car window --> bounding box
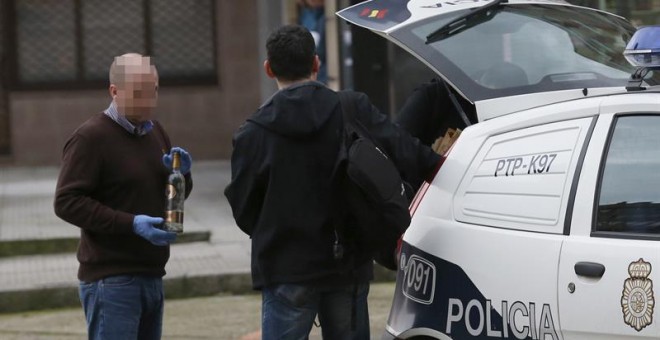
[596,115,660,234]
[391,4,639,102]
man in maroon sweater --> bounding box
[54,53,193,340]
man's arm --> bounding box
[224,124,266,236]
[395,80,445,146]
[352,91,442,190]
[54,133,134,234]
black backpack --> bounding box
[335,91,412,270]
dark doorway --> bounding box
[350,21,390,114]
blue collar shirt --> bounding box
[103,101,154,136]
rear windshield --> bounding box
[391,4,642,102]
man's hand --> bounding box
[132,215,177,246]
[163,147,192,174]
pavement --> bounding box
[0,160,396,316]
[0,282,397,339]
[0,160,254,313]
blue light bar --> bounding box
[624,26,660,67]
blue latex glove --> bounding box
[163,147,192,174]
[132,215,177,246]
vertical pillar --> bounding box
[0,0,11,155]
[325,0,340,91]
[257,0,282,103]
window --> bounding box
[396,5,640,102]
[596,115,660,234]
[6,0,216,89]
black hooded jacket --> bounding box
[225,81,440,289]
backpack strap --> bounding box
[337,90,383,150]
[337,90,354,118]
[337,90,358,137]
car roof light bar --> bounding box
[624,26,660,91]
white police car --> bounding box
[339,1,660,339]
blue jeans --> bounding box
[78,275,164,340]
[262,282,370,340]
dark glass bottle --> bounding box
[164,151,185,233]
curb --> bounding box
[0,272,253,314]
[0,231,211,258]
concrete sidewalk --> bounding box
[0,160,396,313]
[0,160,255,312]
[0,282,397,340]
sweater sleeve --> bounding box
[352,91,442,190]
[54,133,135,234]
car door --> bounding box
[559,104,660,339]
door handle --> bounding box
[574,262,606,278]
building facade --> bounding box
[0,0,658,166]
[0,0,265,165]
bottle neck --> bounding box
[172,152,181,172]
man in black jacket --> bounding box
[224,24,440,340]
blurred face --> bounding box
[109,56,159,123]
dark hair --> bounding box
[266,25,316,81]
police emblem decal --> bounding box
[621,258,654,331]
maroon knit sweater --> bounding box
[54,113,193,282]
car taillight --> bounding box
[409,153,446,217]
